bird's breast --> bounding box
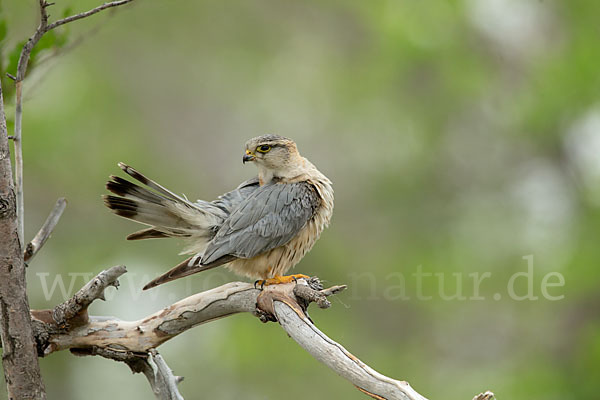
[227,174,334,279]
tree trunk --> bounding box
[0,80,46,399]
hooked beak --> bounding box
[243,150,255,164]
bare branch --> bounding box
[51,265,127,328]
[13,79,24,244]
[14,0,51,246]
[138,350,185,400]
[15,0,50,81]
[29,271,466,399]
[71,347,183,400]
[24,197,67,262]
[47,0,135,31]
[272,300,427,400]
[255,280,429,400]
[13,0,136,252]
[45,281,259,352]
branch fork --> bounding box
[255,276,346,323]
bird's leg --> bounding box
[255,274,310,289]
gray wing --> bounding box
[188,177,259,218]
[201,181,320,264]
[209,177,260,214]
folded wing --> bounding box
[201,181,321,264]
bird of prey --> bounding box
[103,135,334,290]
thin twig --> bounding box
[13,0,136,252]
[24,197,67,262]
[34,20,106,73]
[46,0,135,31]
[15,0,50,82]
[14,0,50,246]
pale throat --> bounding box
[257,157,307,186]
[257,167,275,186]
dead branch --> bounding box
[71,347,184,400]
[137,350,184,400]
[51,265,126,328]
[24,266,183,400]
[24,266,496,400]
[257,280,427,400]
[271,297,426,400]
[24,197,67,262]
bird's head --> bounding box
[243,135,301,177]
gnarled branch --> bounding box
[24,266,495,400]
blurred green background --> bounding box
[1,0,599,399]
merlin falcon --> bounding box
[103,135,334,290]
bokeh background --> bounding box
[1,0,599,399]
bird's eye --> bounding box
[256,145,271,153]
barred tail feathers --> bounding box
[104,163,226,240]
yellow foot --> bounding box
[254,274,310,289]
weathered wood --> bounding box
[32,272,437,399]
[137,350,184,400]
[71,347,184,400]
[45,281,258,352]
[24,198,67,262]
[51,265,127,328]
[273,301,427,400]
